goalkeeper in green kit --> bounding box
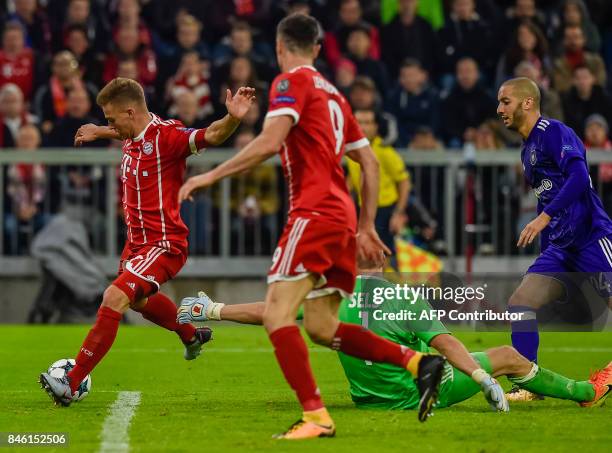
[178,271,611,410]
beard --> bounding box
[507,108,525,131]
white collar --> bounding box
[133,113,155,142]
[289,65,317,73]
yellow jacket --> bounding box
[347,136,409,207]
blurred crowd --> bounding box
[2,0,612,257]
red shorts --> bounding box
[113,243,187,303]
[267,216,356,299]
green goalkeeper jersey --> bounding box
[336,275,449,409]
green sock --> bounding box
[509,364,595,402]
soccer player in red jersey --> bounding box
[39,78,256,406]
[178,14,446,439]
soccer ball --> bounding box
[47,359,92,402]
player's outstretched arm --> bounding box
[178,115,292,202]
[346,145,391,266]
[430,334,509,412]
[204,87,256,145]
[74,124,121,146]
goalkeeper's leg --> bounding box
[487,345,598,403]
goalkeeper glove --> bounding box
[472,368,509,412]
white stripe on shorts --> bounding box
[279,218,309,275]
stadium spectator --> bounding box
[215,56,266,120]
[33,51,97,134]
[0,83,37,148]
[158,14,210,84]
[54,0,110,54]
[4,124,47,255]
[385,58,440,147]
[110,0,152,49]
[334,58,357,97]
[345,25,389,96]
[348,76,398,146]
[502,0,547,36]
[64,24,103,88]
[550,0,601,53]
[408,126,444,150]
[472,120,504,150]
[116,58,138,80]
[229,129,280,255]
[103,26,157,89]
[45,87,100,147]
[212,21,274,84]
[0,21,37,101]
[495,20,551,88]
[437,0,496,80]
[207,0,274,41]
[173,91,208,129]
[440,57,496,147]
[347,107,410,258]
[323,0,380,70]
[561,65,612,138]
[552,24,606,92]
[381,0,438,78]
[584,114,612,212]
[166,51,213,121]
[514,60,564,121]
[6,0,52,53]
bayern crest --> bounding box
[143,141,153,155]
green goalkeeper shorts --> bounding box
[434,351,493,408]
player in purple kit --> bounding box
[497,77,612,401]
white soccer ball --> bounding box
[47,358,92,402]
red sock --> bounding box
[134,293,196,343]
[67,306,122,393]
[269,325,324,412]
[332,322,416,367]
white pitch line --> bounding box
[98,391,141,453]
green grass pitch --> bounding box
[0,325,610,452]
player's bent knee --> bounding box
[304,323,334,346]
[498,345,529,373]
[508,290,534,308]
[102,286,131,313]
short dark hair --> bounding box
[400,58,423,71]
[277,13,321,53]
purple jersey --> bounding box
[522,117,612,250]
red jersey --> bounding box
[265,65,368,232]
[0,48,35,100]
[119,113,207,251]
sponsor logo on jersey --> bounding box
[127,282,136,290]
[81,348,93,357]
[277,79,290,93]
[143,141,153,155]
[272,96,296,105]
[177,127,196,133]
[534,179,553,198]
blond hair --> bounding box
[96,77,146,108]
